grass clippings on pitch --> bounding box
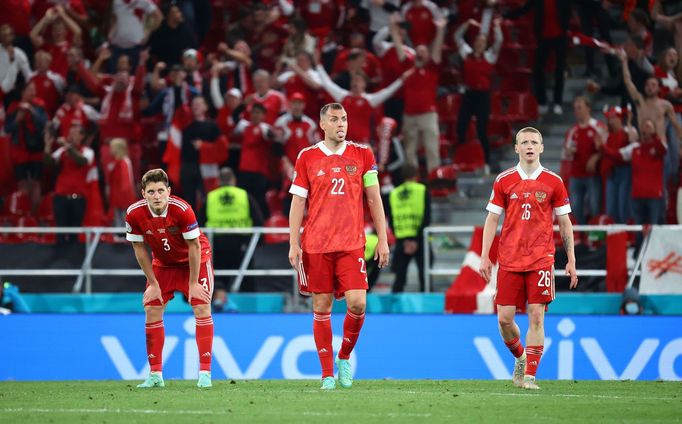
[0,380,679,424]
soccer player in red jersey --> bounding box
[480,127,579,390]
[125,169,214,388]
[288,103,390,390]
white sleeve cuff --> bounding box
[554,205,572,216]
[126,233,144,242]
[289,184,308,198]
[486,203,504,215]
[183,228,201,239]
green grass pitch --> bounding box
[0,380,679,424]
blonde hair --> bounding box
[109,138,129,159]
[515,127,543,144]
[141,168,169,189]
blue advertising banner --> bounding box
[1,314,680,381]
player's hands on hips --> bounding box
[566,261,578,289]
[479,256,493,283]
[288,243,302,271]
[189,283,211,304]
[143,284,163,305]
[375,240,390,268]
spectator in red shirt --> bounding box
[30,5,82,79]
[596,106,635,223]
[332,33,382,87]
[372,14,416,126]
[274,92,318,180]
[28,50,65,117]
[52,85,99,139]
[297,0,346,41]
[275,51,322,119]
[454,17,503,171]
[43,123,94,244]
[245,69,287,125]
[401,16,446,172]
[563,96,606,225]
[107,137,136,228]
[233,103,277,217]
[401,0,443,47]
[5,82,47,211]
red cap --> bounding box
[603,106,624,119]
[288,92,306,102]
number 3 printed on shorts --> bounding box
[537,270,551,287]
[200,277,209,291]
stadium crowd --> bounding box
[1,0,682,241]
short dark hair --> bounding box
[320,103,344,119]
[573,95,591,109]
[251,102,267,114]
[401,164,419,180]
[141,168,170,189]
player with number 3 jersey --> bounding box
[288,103,390,390]
[480,127,578,390]
[126,169,215,389]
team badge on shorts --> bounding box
[345,165,357,176]
[535,191,547,203]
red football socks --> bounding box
[504,336,525,358]
[196,316,214,372]
[339,309,365,360]
[313,311,334,378]
[525,345,544,376]
[145,320,164,372]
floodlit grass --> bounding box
[0,380,679,423]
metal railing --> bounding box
[0,227,296,294]
[3,224,679,294]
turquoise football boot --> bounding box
[335,356,352,388]
[137,372,164,388]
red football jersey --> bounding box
[125,195,212,267]
[563,118,607,178]
[290,141,378,254]
[487,165,572,272]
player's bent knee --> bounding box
[347,301,366,315]
[192,304,212,318]
[144,305,164,321]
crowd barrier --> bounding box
[1,314,680,381]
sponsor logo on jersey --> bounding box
[332,167,341,173]
[535,191,547,203]
[542,289,550,296]
[523,192,531,198]
[510,193,518,200]
[317,169,326,176]
[345,165,357,175]
[187,222,199,231]
[145,230,153,235]
[157,228,165,234]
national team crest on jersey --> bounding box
[345,165,357,176]
[535,191,547,203]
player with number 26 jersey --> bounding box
[487,165,571,272]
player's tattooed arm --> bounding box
[557,214,578,289]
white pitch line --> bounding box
[1,408,222,415]
[488,392,678,401]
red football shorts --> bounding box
[495,264,555,310]
[145,260,214,306]
[299,247,368,299]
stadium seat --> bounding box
[427,164,458,197]
[436,93,462,124]
[452,141,486,172]
[266,189,283,217]
[487,118,513,148]
[38,192,55,225]
[264,214,289,244]
[5,190,31,217]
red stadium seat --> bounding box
[38,192,55,225]
[264,214,289,244]
[436,94,462,124]
[453,142,486,172]
[427,164,458,197]
[488,119,513,148]
[5,190,31,217]
[266,189,283,217]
